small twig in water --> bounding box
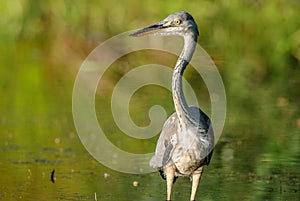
[50,169,55,183]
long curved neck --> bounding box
[172,34,197,127]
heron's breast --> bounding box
[171,146,203,176]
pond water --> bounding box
[0,134,298,201]
[0,74,299,201]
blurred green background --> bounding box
[0,0,299,200]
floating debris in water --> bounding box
[27,169,31,179]
[50,169,55,183]
[296,118,300,128]
[276,97,288,107]
[54,138,60,144]
[104,173,110,180]
[132,181,139,187]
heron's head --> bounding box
[130,11,199,38]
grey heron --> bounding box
[130,11,214,201]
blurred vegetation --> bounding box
[0,0,299,200]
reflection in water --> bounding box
[0,130,298,200]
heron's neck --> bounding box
[172,34,197,127]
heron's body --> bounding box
[150,107,213,176]
[131,11,214,201]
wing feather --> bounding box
[150,112,179,168]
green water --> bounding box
[0,1,299,200]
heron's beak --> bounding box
[130,20,171,37]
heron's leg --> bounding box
[190,167,204,201]
[165,165,175,201]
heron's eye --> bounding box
[174,19,181,25]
